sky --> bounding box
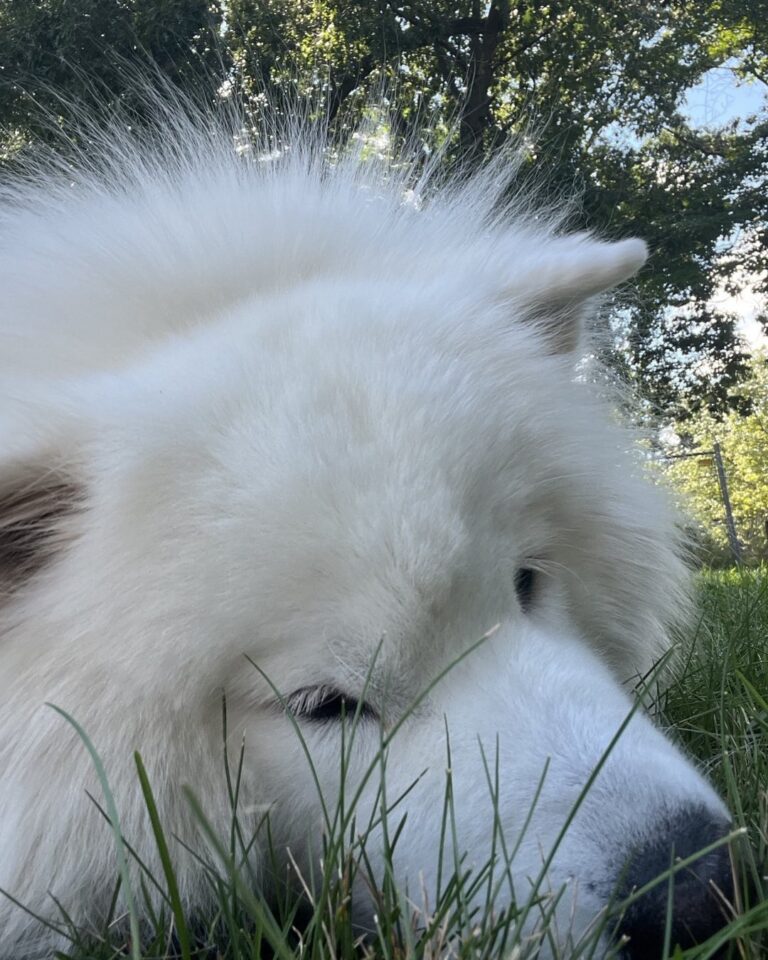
[682,59,765,130]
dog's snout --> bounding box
[617,806,734,958]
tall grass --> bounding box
[658,566,768,957]
[9,568,768,960]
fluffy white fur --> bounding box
[0,107,730,957]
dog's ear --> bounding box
[511,236,648,354]
[0,461,83,598]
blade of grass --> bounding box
[134,751,193,960]
[46,703,141,960]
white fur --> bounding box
[0,109,728,957]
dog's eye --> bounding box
[514,567,537,612]
[285,686,378,724]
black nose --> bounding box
[616,806,734,959]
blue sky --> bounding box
[682,60,765,129]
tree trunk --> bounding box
[459,1,510,157]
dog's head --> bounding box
[0,145,733,956]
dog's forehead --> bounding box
[117,307,580,585]
[93,293,592,649]
[205,349,561,534]
[203,297,569,474]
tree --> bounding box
[226,0,766,419]
[661,353,768,563]
[0,0,225,152]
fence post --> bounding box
[712,441,744,565]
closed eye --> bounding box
[514,566,538,613]
[285,685,378,724]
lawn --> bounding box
[16,568,768,960]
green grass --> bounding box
[13,567,768,960]
[656,566,768,956]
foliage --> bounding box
[224,0,767,419]
[0,0,225,146]
[660,352,768,562]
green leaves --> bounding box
[661,354,768,562]
[222,0,766,418]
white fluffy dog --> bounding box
[0,108,733,958]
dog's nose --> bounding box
[617,806,734,958]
